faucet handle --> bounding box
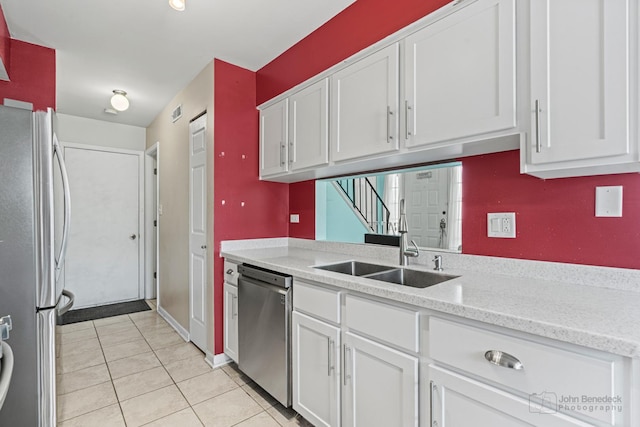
[405,240,420,257]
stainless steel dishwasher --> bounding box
[238,264,292,407]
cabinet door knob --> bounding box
[484,350,524,370]
[130,234,137,240]
[201,245,207,250]
[226,269,234,274]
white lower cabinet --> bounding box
[427,316,629,426]
[292,282,419,427]
[342,331,419,427]
[291,282,633,427]
[429,365,593,427]
[292,311,341,427]
[223,282,238,362]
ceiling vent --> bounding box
[171,104,183,123]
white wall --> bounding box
[57,113,146,150]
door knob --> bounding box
[130,234,137,240]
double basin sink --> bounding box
[314,261,458,289]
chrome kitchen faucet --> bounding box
[398,199,419,265]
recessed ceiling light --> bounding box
[169,0,185,11]
[110,90,129,112]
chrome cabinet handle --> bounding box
[231,295,237,318]
[327,338,335,376]
[405,100,413,139]
[343,345,351,385]
[484,350,524,370]
[534,99,542,153]
[288,141,294,164]
[280,142,285,166]
[226,268,234,275]
[430,381,437,427]
[387,106,394,143]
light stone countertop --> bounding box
[221,240,640,358]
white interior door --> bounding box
[189,114,207,352]
[405,169,449,248]
[64,145,141,309]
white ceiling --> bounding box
[0,0,355,127]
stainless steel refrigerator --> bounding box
[0,105,74,426]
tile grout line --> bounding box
[58,306,298,427]
[127,307,204,426]
[57,320,121,425]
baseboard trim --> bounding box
[157,305,189,342]
[206,352,232,368]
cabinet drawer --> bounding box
[345,294,419,353]
[429,365,594,427]
[224,260,239,286]
[293,280,340,324]
[429,317,621,425]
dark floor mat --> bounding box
[58,299,152,325]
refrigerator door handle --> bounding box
[57,289,75,316]
[53,136,71,283]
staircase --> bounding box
[334,177,391,234]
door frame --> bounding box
[61,141,146,301]
[145,143,159,303]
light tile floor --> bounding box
[56,300,312,427]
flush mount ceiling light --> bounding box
[169,0,185,11]
[110,90,129,112]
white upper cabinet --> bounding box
[404,0,517,148]
[524,0,637,178]
[331,43,400,162]
[260,99,288,177]
[289,79,329,171]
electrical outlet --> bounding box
[487,213,516,238]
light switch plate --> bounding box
[487,212,516,238]
[290,214,300,223]
[595,186,623,217]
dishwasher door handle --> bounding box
[238,276,289,296]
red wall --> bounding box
[462,150,640,269]
[256,0,640,271]
[0,39,55,111]
[213,59,289,353]
[289,180,315,238]
[0,5,10,77]
[257,0,449,105]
